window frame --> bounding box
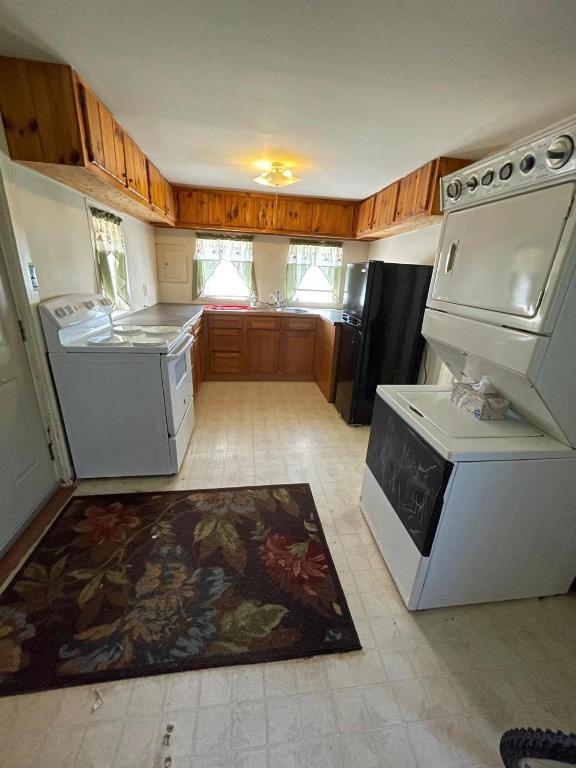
[286,239,343,308]
[87,202,132,317]
[193,233,255,301]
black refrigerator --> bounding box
[334,261,432,425]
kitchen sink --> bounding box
[274,307,309,313]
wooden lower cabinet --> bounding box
[279,330,316,376]
[190,316,206,398]
[246,329,281,374]
[314,318,341,402]
[210,351,245,374]
[205,312,320,382]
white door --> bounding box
[432,183,575,318]
[0,244,56,553]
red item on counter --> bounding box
[203,304,252,310]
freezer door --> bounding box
[342,262,369,321]
[431,183,575,319]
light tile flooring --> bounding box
[2,381,576,768]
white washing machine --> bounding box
[361,117,576,609]
[40,294,195,478]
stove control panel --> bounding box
[442,119,576,211]
[40,294,113,327]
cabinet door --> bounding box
[246,329,280,374]
[275,197,313,234]
[80,85,125,183]
[311,201,356,237]
[372,182,399,230]
[123,133,149,201]
[98,103,126,183]
[356,196,376,236]
[210,351,245,374]
[395,160,436,220]
[280,330,316,376]
[191,337,199,398]
[164,180,176,221]
[314,320,339,402]
[147,160,166,212]
[178,189,225,227]
[224,193,276,231]
[208,328,244,352]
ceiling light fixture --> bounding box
[253,162,301,188]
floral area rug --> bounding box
[0,484,360,696]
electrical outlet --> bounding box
[142,283,148,297]
[28,264,39,289]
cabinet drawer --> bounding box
[208,315,244,329]
[247,315,281,329]
[210,351,245,374]
[281,317,316,331]
[208,328,244,351]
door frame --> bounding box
[0,164,74,485]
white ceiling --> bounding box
[1,0,576,199]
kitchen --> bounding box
[1,3,576,768]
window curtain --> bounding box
[286,239,343,302]
[193,234,255,298]
[90,207,130,310]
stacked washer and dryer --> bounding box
[361,119,576,609]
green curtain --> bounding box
[90,207,131,310]
[286,263,308,301]
[192,259,218,299]
[319,265,342,302]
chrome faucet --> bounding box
[267,291,288,308]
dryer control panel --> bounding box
[442,118,576,211]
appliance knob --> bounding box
[446,180,462,200]
[546,135,574,169]
[481,170,494,186]
[499,162,513,180]
[466,176,478,191]
[519,153,536,174]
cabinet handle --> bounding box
[445,240,459,275]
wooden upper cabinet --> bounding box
[356,157,470,239]
[123,133,149,201]
[177,188,225,227]
[164,180,176,221]
[0,57,85,166]
[147,160,167,213]
[395,160,436,220]
[311,200,357,237]
[356,195,376,237]
[275,196,313,234]
[372,182,399,230]
[224,192,276,231]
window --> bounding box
[90,207,131,311]
[286,240,343,305]
[193,234,255,300]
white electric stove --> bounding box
[40,294,195,478]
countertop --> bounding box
[124,303,344,328]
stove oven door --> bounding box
[161,334,194,436]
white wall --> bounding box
[368,225,452,385]
[155,229,369,306]
[0,152,158,312]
